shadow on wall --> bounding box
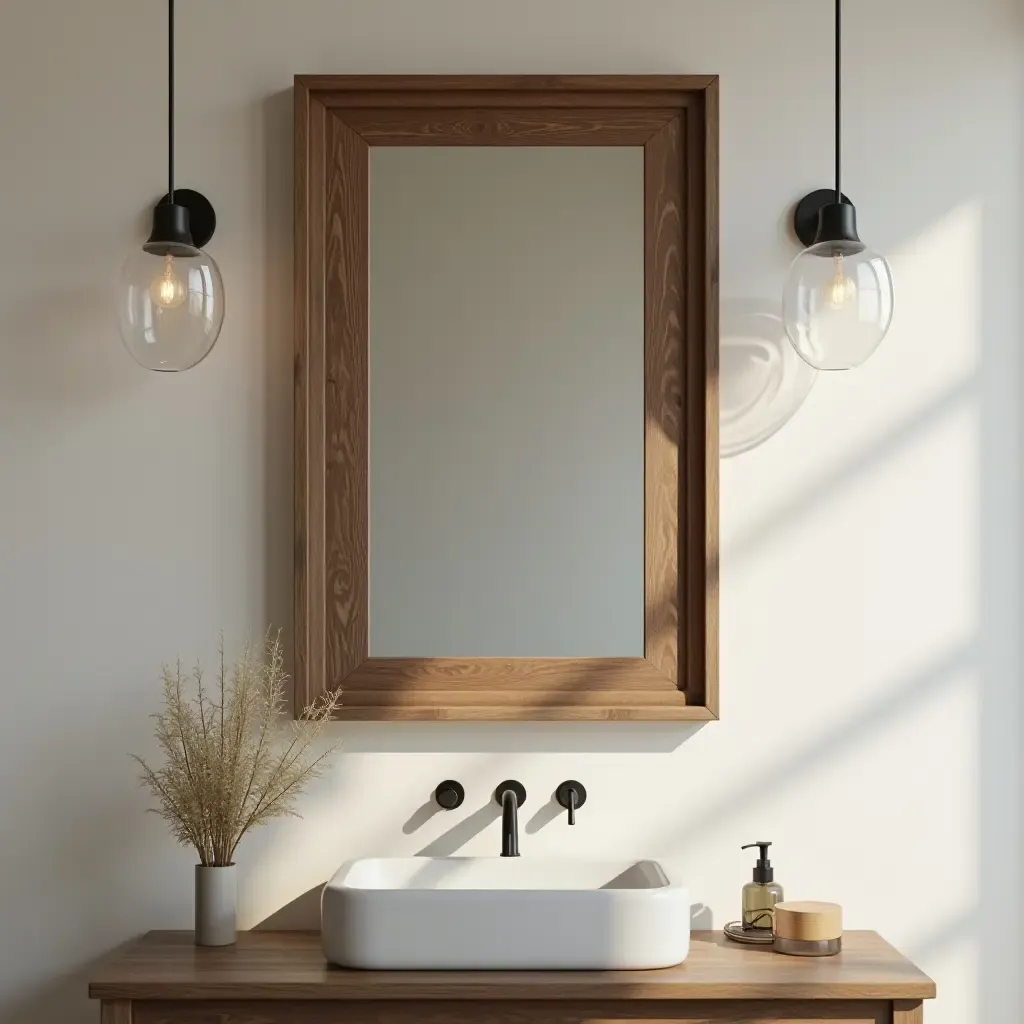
[335,722,704,755]
[255,885,324,930]
[0,700,172,1024]
[650,641,975,847]
[719,299,817,458]
[7,969,96,1024]
[260,89,296,653]
[416,801,502,856]
[6,951,139,1024]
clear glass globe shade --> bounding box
[119,247,225,371]
[782,242,894,371]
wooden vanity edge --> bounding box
[89,982,938,1001]
[88,930,936,1003]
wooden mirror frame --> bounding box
[294,75,719,721]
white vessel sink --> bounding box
[321,857,690,970]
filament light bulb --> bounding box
[823,253,857,310]
[783,239,894,371]
[149,254,187,309]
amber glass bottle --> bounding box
[741,842,784,932]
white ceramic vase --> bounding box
[195,865,237,946]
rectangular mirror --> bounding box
[295,76,719,720]
[369,147,644,658]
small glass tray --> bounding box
[723,920,774,945]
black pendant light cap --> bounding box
[794,189,863,253]
[144,200,197,257]
[143,188,216,256]
[814,201,864,254]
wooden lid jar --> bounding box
[773,901,843,957]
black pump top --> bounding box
[741,841,774,883]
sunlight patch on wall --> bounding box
[722,200,982,546]
[723,397,977,736]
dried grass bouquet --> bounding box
[132,631,342,866]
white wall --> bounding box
[0,2,1019,1022]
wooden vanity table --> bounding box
[90,930,935,1023]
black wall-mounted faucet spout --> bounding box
[494,780,527,856]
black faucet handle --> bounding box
[434,780,465,810]
[494,780,527,808]
[555,780,587,825]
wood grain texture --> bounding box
[323,112,369,687]
[133,999,890,1024]
[891,1002,924,1024]
[300,75,719,90]
[298,75,717,107]
[336,657,712,720]
[643,116,683,690]
[341,658,671,688]
[323,705,715,722]
[696,79,720,717]
[89,931,936,1003]
[681,104,714,715]
[293,75,720,720]
[345,108,675,145]
[293,86,327,711]
[322,91,697,111]
[102,1000,132,1024]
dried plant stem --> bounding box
[132,631,342,867]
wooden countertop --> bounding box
[89,930,936,1002]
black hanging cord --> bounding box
[168,0,175,203]
[834,0,841,203]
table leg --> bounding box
[893,1000,924,1024]
[101,1000,132,1024]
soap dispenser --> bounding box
[741,842,783,932]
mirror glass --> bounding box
[369,147,644,657]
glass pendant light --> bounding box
[782,0,894,371]
[119,0,224,371]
